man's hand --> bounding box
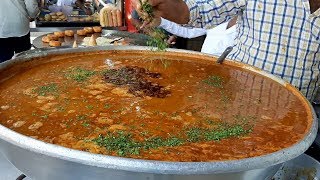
[167,35,177,45]
[134,0,190,28]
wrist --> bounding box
[159,17,166,28]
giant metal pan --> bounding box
[0,46,317,180]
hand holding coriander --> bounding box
[134,0,190,27]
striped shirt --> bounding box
[185,0,320,101]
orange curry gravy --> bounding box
[0,51,312,162]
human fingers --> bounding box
[139,16,161,29]
[167,36,176,45]
[140,20,150,29]
[145,17,161,28]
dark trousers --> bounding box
[0,32,31,63]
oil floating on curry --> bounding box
[0,51,312,162]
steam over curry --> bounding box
[0,51,312,162]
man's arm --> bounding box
[159,18,206,38]
[25,0,40,19]
[137,0,245,29]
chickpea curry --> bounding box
[0,51,312,162]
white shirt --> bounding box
[57,0,76,6]
[0,0,39,38]
[201,22,237,56]
[159,18,237,57]
[159,18,206,39]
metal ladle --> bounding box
[217,46,233,64]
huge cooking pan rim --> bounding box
[0,46,317,175]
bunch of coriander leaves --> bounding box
[139,0,168,51]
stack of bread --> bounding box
[41,33,62,47]
[100,4,122,27]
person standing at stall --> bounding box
[0,0,40,62]
[75,0,94,15]
[75,0,114,15]
[135,0,320,101]
[92,0,114,11]
[130,9,236,53]
[156,16,237,56]
[56,0,76,6]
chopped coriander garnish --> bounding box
[104,104,112,109]
[203,75,224,88]
[186,127,202,142]
[40,114,49,119]
[86,105,94,110]
[34,83,58,96]
[57,106,66,112]
[76,114,87,121]
[66,67,96,83]
[204,125,250,141]
[94,131,142,156]
[82,122,90,127]
[93,122,252,157]
[140,131,149,136]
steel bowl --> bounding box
[0,46,317,180]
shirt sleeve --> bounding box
[159,18,207,38]
[25,0,40,18]
[184,0,246,28]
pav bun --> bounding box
[77,30,87,36]
[49,40,62,47]
[93,26,102,33]
[65,30,74,37]
[54,31,65,38]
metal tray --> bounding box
[273,154,320,179]
[32,30,150,49]
[33,32,101,49]
[101,29,151,46]
[36,21,100,27]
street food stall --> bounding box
[30,0,205,51]
[35,0,121,27]
[31,0,142,49]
